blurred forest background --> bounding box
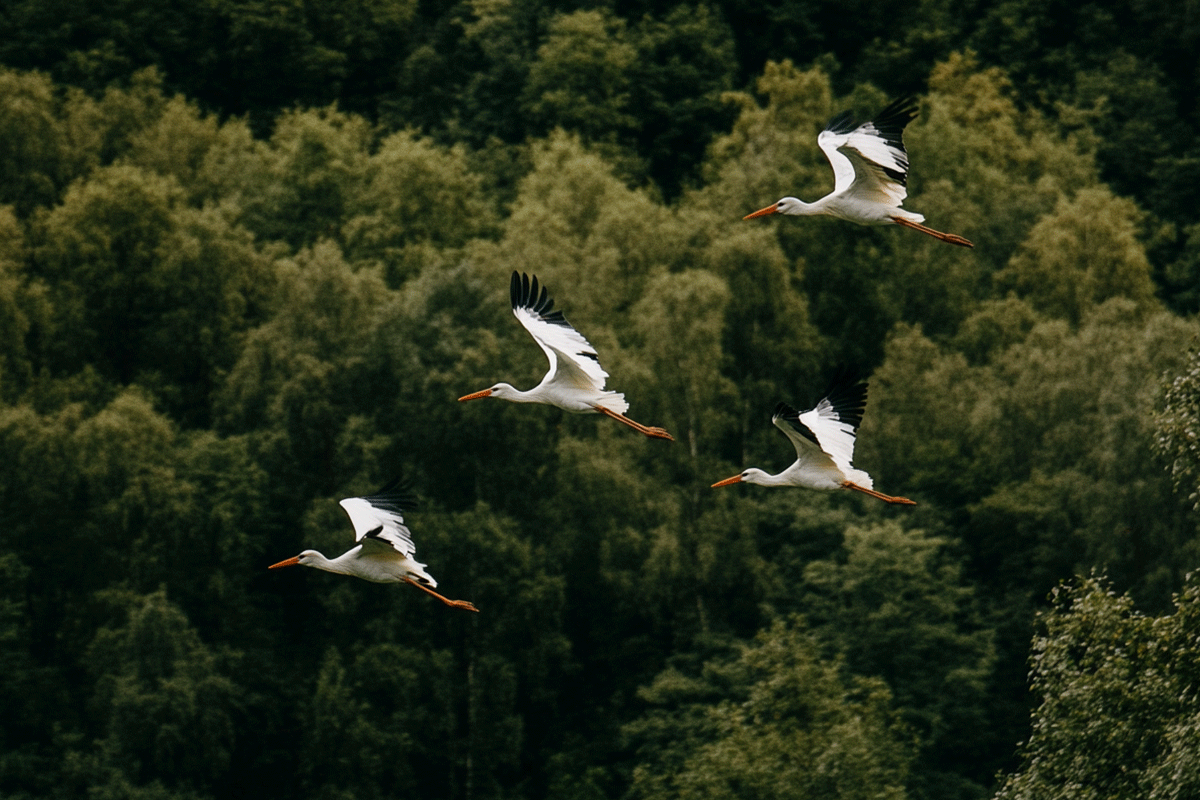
[3,1,1200,799]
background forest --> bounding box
[2,1,1200,799]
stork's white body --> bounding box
[712,373,914,505]
[268,481,478,610]
[744,97,972,247]
[459,272,673,440]
[295,495,438,584]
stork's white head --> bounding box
[744,197,805,219]
[711,468,771,488]
[772,197,806,215]
[458,383,518,402]
[268,550,321,570]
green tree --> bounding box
[1155,346,1200,512]
[75,589,240,799]
[802,523,997,800]
[627,3,737,198]
[341,129,499,280]
[233,105,374,250]
[996,187,1157,324]
[995,574,1200,800]
[865,301,1198,601]
[32,163,274,423]
[0,207,33,397]
[627,617,913,800]
[523,10,639,143]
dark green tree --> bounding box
[995,574,1200,800]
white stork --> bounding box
[269,479,479,611]
[743,96,973,247]
[712,372,915,504]
[458,271,674,440]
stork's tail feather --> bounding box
[407,562,437,588]
[593,392,630,415]
[844,469,874,491]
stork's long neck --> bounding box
[307,551,354,575]
[488,381,547,404]
[745,467,794,487]
[779,196,825,216]
[508,387,545,403]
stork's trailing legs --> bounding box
[404,578,480,612]
[891,216,974,248]
[594,405,675,440]
[842,482,917,506]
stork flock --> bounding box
[270,96,965,611]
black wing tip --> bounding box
[871,95,919,136]
[881,163,909,187]
[824,109,856,135]
[362,474,418,512]
[510,271,571,328]
[820,368,869,429]
[826,95,918,140]
[772,400,799,420]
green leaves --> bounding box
[627,618,913,800]
[1,35,1199,800]
[85,590,241,791]
[996,575,1200,800]
[1155,348,1200,512]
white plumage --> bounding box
[268,479,479,611]
[743,96,973,247]
[712,372,915,505]
[459,272,673,440]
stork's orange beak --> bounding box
[743,204,780,220]
[268,556,300,570]
[711,474,744,488]
[458,388,493,402]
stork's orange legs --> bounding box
[594,405,675,440]
[891,216,974,248]
[405,578,480,612]
[842,482,917,506]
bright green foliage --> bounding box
[629,270,734,458]
[1155,347,1200,512]
[0,67,172,215]
[0,69,79,213]
[120,95,230,204]
[342,130,499,275]
[216,241,389,494]
[995,574,1200,800]
[477,131,677,313]
[234,106,374,250]
[698,59,836,217]
[0,207,32,396]
[996,187,1156,324]
[627,618,912,800]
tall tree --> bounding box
[995,575,1200,800]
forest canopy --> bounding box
[2,2,1200,800]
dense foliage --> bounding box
[996,574,1200,800]
[2,3,1200,800]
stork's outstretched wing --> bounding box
[817,96,916,208]
[510,271,610,392]
[339,477,418,558]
